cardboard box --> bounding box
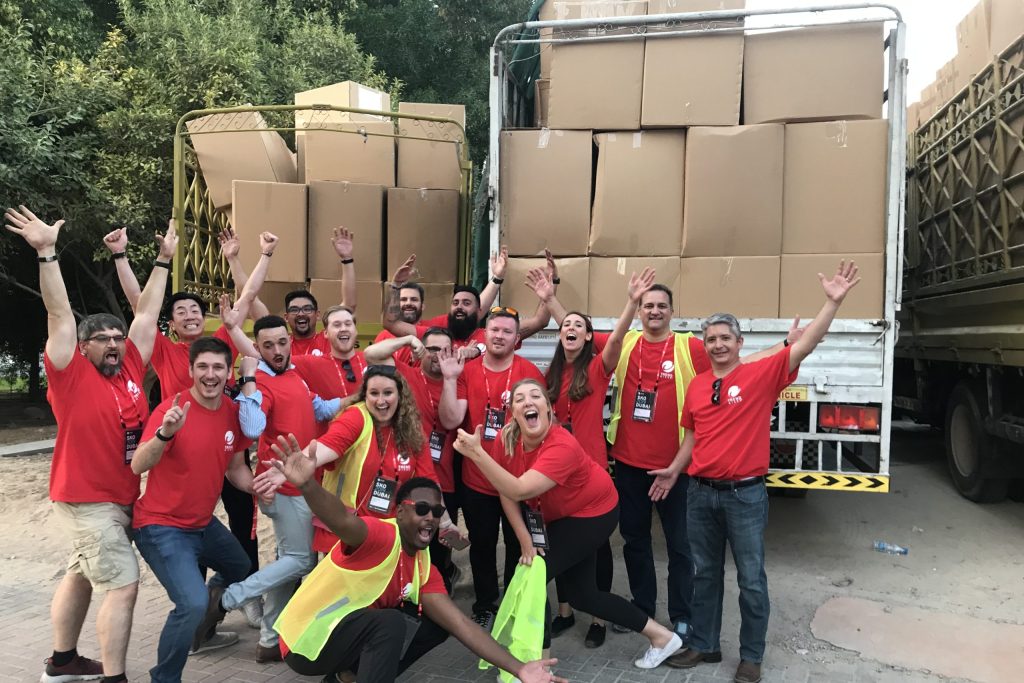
[309,279,383,319]
[782,120,888,254]
[503,257,590,314]
[500,130,593,256]
[743,22,883,124]
[588,256,681,317]
[682,125,783,256]
[956,2,992,85]
[303,121,395,186]
[187,112,297,210]
[386,188,460,283]
[415,283,457,319]
[295,81,391,130]
[535,79,550,128]
[677,256,780,318]
[779,253,884,319]
[591,130,685,256]
[307,181,384,281]
[257,281,306,316]
[538,0,647,79]
[396,102,466,190]
[231,181,307,283]
[988,0,1024,56]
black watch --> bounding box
[239,375,257,385]
[783,339,790,347]
[155,429,173,442]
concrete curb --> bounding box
[0,439,55,457]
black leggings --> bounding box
[555,538,613,606]
[462,487,521,614]
[540,506,647,647]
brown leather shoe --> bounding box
[255,643,283,663]
[665,648,723,669]
[734,660,762,683]
[191,585,226,652]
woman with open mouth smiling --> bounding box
[454,379,683,670]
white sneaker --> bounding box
[189,631,239,656]
[634,633,683,669]
[242,598,263,629]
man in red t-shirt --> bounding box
[131,337,259,681]
[653,261,862,683]
[7,206,174,683]
[290,305,367,405]
[437,309,545,625]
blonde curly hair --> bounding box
[357,365,424,454]
[501,378,554,457]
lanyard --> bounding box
[417,370,441,426]
[637,336,672,394]
[333,354,364,397]
[482,359,515,410]
[107,381,142,429]
[374,426,394,477]
[396,551,424,617]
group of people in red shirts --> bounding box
[8,202,861,683]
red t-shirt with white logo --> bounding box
[507,425,617,522]
[397,363,456,493]
[550,354,613,469]
[134,395,253,529]
[609,334,710,471]
[151,326,239,400]
[252,369,320,497]
[290,333,331,358]
[456,356,545,495]
[45,341,148,505]
[682,348,799,480]
[293,352,366,402]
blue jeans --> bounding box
[687,478,770,663]
[135,520,251,683]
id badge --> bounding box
[524,509,549,549]
[632,389,656,423]
[123,427,143,465]
[429,430,445,463]
[367,476,397,514]
[483,407,505,441]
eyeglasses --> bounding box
[401,499,446,518]
[711,378,723,406]
[87,334,126,344]
[489,305,519,320]
[286,305,316,315]
[340,359,356,383]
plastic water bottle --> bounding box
[872,540,908,555]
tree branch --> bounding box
[0,271,86,321]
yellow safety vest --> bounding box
[607,330,697,445]
[320,403,374,509]
[274,518,431,660]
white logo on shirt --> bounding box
[660,360,674,379]
[727,385,743,405]
[500,390,511,407]
[127,380,141,399]
[311,349,323,357]
[401,581,413,601]
[225,430,235,446]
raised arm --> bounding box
[437,347,468,430]
[453,426,556,501]
[363,334,424,365]
[741,316,804,365]
[127,219,177,365]
[219,295,259,358]
[602,268,655,373]
[518,267,554,340]
[132,393,190,474]
[382,254,420,337]
[478,245,508,316]
[219,227,269,320]
[788,260,861,373]
[103,227,142,312]
[232,231,278,323]
[5,206,76,370]
[331,227,357,310]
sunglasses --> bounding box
[367,364,398,378]
[340,358,356,383]
[489,305,520,320]
[286,305,316,315]
[87,334,126,344]
[711,378,723,406]
[401,499,446,518]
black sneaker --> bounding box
[40,655,103,683]
[472,610,495,631]
[584,623,607,648]
[550,612,575,638]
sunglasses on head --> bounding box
[401,499,446,518]
[366,364,397,378]
[340,358,356,383]
[489,305,520,320]
[711,378,723,406]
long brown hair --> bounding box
[357,366,424,453]
[501,378,554,456]
[546,311,596,404]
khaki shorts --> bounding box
[52,502,139,591]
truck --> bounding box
[899,30,1024,502]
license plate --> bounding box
[779,385,809,402]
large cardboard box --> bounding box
[309,279,383,319]
[303,121,395,186]
[295,81,390,130]
[779,253,884,319]
[677,256,780,318]
[231,181,307,283]
[416,283,457,319]
[591,130,685,256]
[782,120,888,254]
[500,130,592,256]
[503,257,589,314]
[956,2,992,86]
[682,125,783,256]
[258,281,306,316]
[307,181,384,282]
[386,188,460,284]
[538,0,647,79]
[743,22,883,124]
[642,0,744,127]
[187,112,297,210]
[396,102,465,190]
[988,0,1024,56]
[588,256,681,316]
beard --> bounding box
[447,312,479,340]
[99,361,123,378]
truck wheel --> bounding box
[945,384,1008,503]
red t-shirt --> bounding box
[683,348,799,480]
[150,326,238,400]
[291,333,331,357]
[253,369,321,497]
[508,425,617,522]
[550,353,612,469]
[45,341,148,505]
[456,355,545,495]
[293,352,366,401]
[397,363,456,493]
[134,395,253,529]
[609,334,710,471]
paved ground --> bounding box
[1,426,1021,682]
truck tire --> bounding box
[945,383,1008,503]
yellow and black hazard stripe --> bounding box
[766,471,889,492]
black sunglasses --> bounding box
[711,378,723,406]
[340,358,356,383]
[401,499,446,518]
[366,364,398,379]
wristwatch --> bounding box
[239,375,257,385]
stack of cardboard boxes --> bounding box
[185,82,466,319]
[501,0,889,320]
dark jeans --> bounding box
[135,519,251,683]
[200,451,259,579]
[687,479,770,663]
[613,459,693,624]
[461,487,521,614]
[284,607,449,683]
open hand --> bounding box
[332,226,354,260]
[786,316,805,346]
[544,248,558,283]
[628,267,656,303]
[438,346,465,380]
[5,205,64,252]
[647,466,679,501]
[160,393,191,439]
[525,268,554,302]
[819,260,861,304]
[218,294,242,330]
[218,227,240,259]
[391,254,417,285]
[491,245,509,279]
[103,227,128,254]
[518,659,566,683]
[267,435,317,489]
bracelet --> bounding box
[239,375,257,385]
[783,339,790,347]
[552,277,561,285]
[154,260,171,270]
[37,254,58,263]
[154,429,173,442]
[112,252,127,260]
[491,277,504,285]
[262,252,273,257]
[341,258,354,264]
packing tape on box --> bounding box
[615,258,627,276]
[633,132,643,149]
[538,128,551,149]
[825,120,849,148]
[719,257,735,287]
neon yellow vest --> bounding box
[320,403,374,509]
[274,518,431,660]
[607,330,697,445]
[478,557,547,682]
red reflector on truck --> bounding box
[818,404,880,432]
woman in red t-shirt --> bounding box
[542,267,655,647]
[454,379,682,670]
